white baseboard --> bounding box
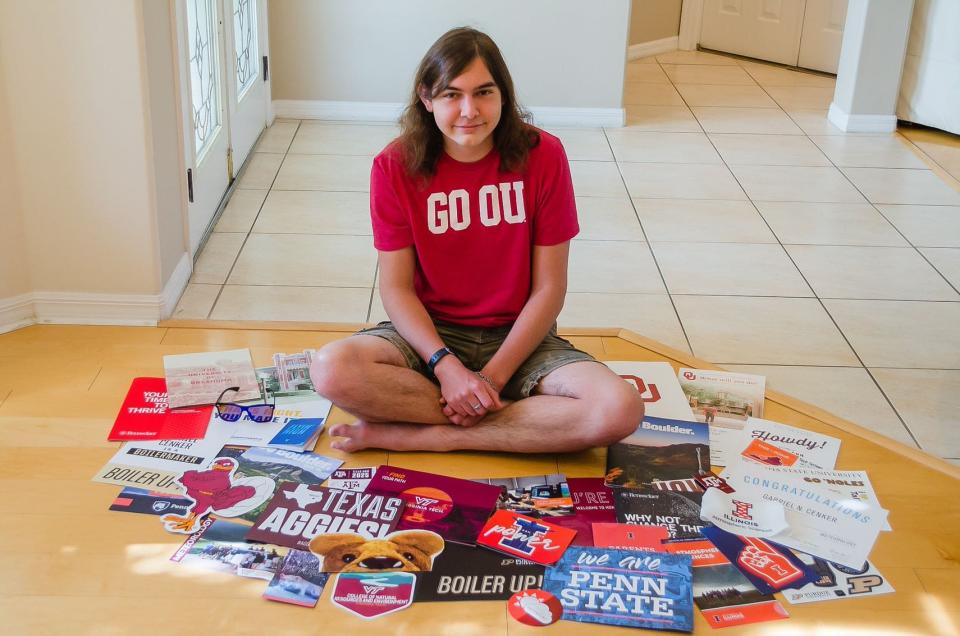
[161,252,193,320]
[627,36,679,61]
[273,99,625,129]
[32,291,163,326]
[273,99,405,122]
[0,293,36,335]
[828,102,897,133]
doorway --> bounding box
[174,0,270,258]
[683,0,847,73]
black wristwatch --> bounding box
[427,347,454,374]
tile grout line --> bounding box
[602,115,696,355]
[207,120,304,319]
[774,114,928,449]
[675,66,925,449]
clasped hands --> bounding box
[434,357,502,427]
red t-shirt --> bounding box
[370,129,579,327]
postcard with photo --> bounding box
[170,518,288,581]
[415,542,545,602]
[606,416,710,489]
[678,368,765,467]
[367,466,501,545]
[92,416,238,494]
[543,547,694,632]
[263,549,331,608]
[163,348,259,409]
[474,474,573,519]
[604,362,696,421]
[108,377,212,441]
[214,445,342,522]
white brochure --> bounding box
[92,414,238,494]
[701,486,789,537]
[605,361,696,421]
[716,417,841,470]
[677,368,765,467]
[722,463,890,531]
[716,467,888,569]
[782,558,895,604]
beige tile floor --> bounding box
[175,50,960,464]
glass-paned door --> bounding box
[176,0,269,258]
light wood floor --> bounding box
[1,323,957,634]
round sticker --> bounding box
[508,590,561,626]
[401,487,454,523]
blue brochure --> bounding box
[543,547,693,632]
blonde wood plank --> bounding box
[0,323,956,635]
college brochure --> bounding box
[567,477,616,521]
[367,465,501,545]
[543,547,694,632]
[604,361,696,421]
[476,510,577,565]
[606,416,710,488]
[108,377,212,441]
[163,348,259,408]
[414,542,545,602]
[246,483,404,552]
[781,557,894,604]
[225,395,333,452]
[109,487,192,517]
[263,549,331,607]
[614,488,709,540]
[678,368,765,467]
[92,417,238,494]
[214,445,342,523]
[170,518,288,580]
[665,538,789,629]
[474,474,574,518]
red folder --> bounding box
[108,377,212,441]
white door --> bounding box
[176,0,268,258]
[699,0,806,66]
[798,0,848,73]
[223,0,268,172]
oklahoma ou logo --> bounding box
[620,375,661,403]
[683,371,696,380]
[427,182,526,234]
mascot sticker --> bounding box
[161,456,273,534]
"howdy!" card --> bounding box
[477,510,577,565]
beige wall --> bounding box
[0,0,183,303]
[0,57,29,299]
[269,0,630,109]
[141,0,188,284]
[629,0,682,45]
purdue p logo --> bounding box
[847,575,883,595]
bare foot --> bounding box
[328,420,449,452]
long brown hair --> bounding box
[397,27,538,179]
